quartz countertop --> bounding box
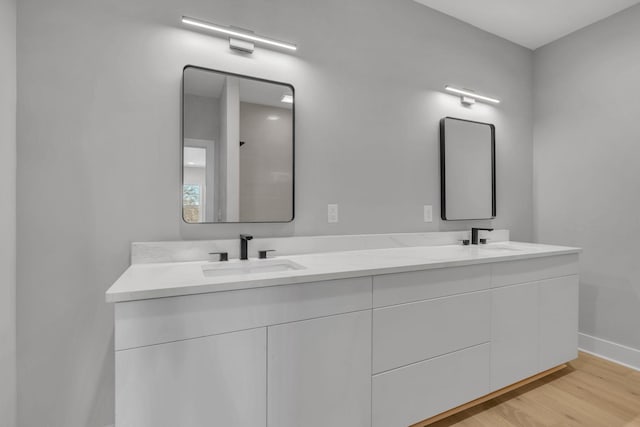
[106,241,580,303]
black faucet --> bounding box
[471,228,493,245]
[240,234,253,260]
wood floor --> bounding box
[429,352,640,427]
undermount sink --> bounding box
[202,259,306,278]
[478,244,524,252]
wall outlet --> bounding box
[423,205,433,223]
[328,204,339,223]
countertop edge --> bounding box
[105,247,581,303]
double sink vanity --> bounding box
[107,230,580,427]
[106,65,583,427]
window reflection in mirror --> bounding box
[182,66,294,223]
[183,147,206,223]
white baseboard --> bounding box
[579,333,640,372]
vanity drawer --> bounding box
[491,254,578,287]
[372,291,491,374]
[373,264,491,308]
[372,343,491,427]
[115,277,372,350]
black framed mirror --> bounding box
[182,66,294,223]
[440,117,496,221]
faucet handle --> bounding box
[208,252,229,262]
[259,250,276,259]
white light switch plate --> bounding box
[328,204,339,223]
[424,205,433,223]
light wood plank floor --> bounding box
[430,352,640,427]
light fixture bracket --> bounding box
[229,37,255,53]
[461,96,476,106]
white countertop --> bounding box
[106,241,581,303]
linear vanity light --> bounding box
[181,16,297,52]
[281,94,294,104]
[445,85,501,106]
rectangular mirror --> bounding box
[440,117,496,221]
[182,66,294,223]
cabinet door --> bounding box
[539,275,579,371]
[115,328,266,427]
[267,311,371,427]
[491,282,539,390]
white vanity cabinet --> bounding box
[371,265,494,427]
[539,275,579,370]
[111,250,580,427]
[267,311,372,427]
[113,276,373,427]
[115,328,267,427]
[491,282,539,390]
[369,255,579,427]
[491,255,579,391]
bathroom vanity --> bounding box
[107,232,580,427]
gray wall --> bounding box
[16,0,533,425]
[533,4,640,354]
[0,0,16,425]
